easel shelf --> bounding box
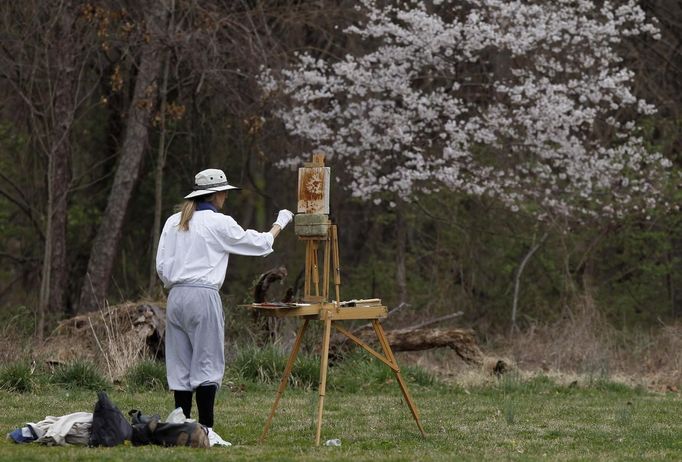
[243,302,388,320]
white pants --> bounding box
[165,284,225,391]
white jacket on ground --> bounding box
[29,412,93,446]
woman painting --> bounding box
[156,168,293,445]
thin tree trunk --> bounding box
[37,6,77,338]
[672,235,682,318]
[148,0,174,295]
[148,58,169,295]
[511,232,548,333]
[47,74,74,324]
[37,189,52,340]
[79,5,167,312]
[395,209,408,306]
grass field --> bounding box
[1,374,680,461]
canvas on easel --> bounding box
[297,161,330,215]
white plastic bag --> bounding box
[207,428,232,447]
[165,407,194,424]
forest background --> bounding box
[0,0,680,384]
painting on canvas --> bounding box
[297,166,330,214]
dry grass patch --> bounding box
[36,301,165,382]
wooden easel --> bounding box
[246,156,425,445]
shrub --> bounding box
[230,344,436,391]
[125,359,167,391]
[403,364,436,387]
[0,305,35,339]
[50,360,109,391]
[329,353,391,392]
[498,370,526,394]
[289,354,320,389]
[230,344,319,389]
[590,379,635,394]
[0,362,35,393]
[0,306,35,365]
[329,350,437,392]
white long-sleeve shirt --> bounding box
[156,210,274,289]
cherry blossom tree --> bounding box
[261,0,673,219]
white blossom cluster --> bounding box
[260,0,672,218]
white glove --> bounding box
[273,209,294,229]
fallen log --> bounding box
[383,327,484,365]
[332,324,484,366]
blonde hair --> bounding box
[178,200,197,231]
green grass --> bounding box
[1,376,680,461]
[329,350,436,392]
[125,360,167,392]
[50,360,110,391]
[230,344,320,389]
[0,362,35,393]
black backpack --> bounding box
[89,392,133,447]
[129,410,209,448]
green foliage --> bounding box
[229,344,319,389]
[0,362,35,393]
[329,356,391,392]
[328,349,437,392]
[0,305,35,340]
[50,360,109,391]
[125,359,167,392]
[592,208,682,325]
[494,371,560,395]
[402,364,436,387]
[228,345,436,392]
[590,378,640,394]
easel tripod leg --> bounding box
[372,320,426,437]
[260,319,309,442]
[315,316,333,445]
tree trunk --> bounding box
[511,232,548,333]
[148,21,173,296]
[671,235,682,318]
[79,5,167,312]
[37,6,77,337]
[395,209,408,306]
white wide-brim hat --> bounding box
[184,168,240,199]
